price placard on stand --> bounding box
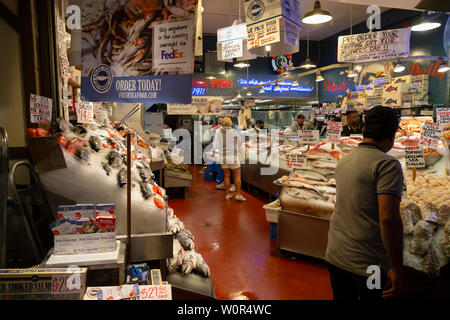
[30,94,52,124]
[419,122,442,149]
[286,153,306,169]
[326,122,342,143]
[437,108,450,126]
[138,285,172,300]
[298,130,320,144]
[76,100,94,124]
[405,146,425,168]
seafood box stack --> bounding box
[37,118,210,277]
[400,171,450,276]
[274,137,362,218]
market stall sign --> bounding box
[298,130,320,144]
[419,122,442,150]
[238,78,314,94]
[80,1,197,104]
[167,96,225,115]
[286,153,306,169]
[337,28,411,63]
[221,39,243,60]
[245,0,301,50]
[326,122,342,143]
[405,146,425,168]
[30,94,52,124]
[437,108,450,125]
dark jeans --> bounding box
[328,263,386,301]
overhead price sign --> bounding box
[244,0,301,50]
[337,28,411,63]
[217,24,248,61]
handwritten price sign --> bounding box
[419,122,442,150]
[437,108,450,125]
[51,274,81,294]
[405,146,425,168]
[76,101,94,124]
[286,153,306,169]
[326,122,342,143]
[299,130,320,145]
[138,285,172,300]
[30,94,52,124]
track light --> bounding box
[302,1,333,25]
[316,73,324,82]
[246,90,252,96]
[259,87,265,93]
[274,83,281,91]
[438,62,449,73]
[347,69,357,78]
[234,62,250,68]
[291,79,299,86]
[236,92,242,98]
[300,57,316,69]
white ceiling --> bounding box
[329,0,422,11]
[203,0,394,40]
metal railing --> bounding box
[0,127,8,267]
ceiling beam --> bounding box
[0,2,20,33]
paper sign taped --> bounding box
[405,146,425,168]
[30,94,52,124]
[326,122,342,143]
[298,130,320,144]
[419,122,442,150]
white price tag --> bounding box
[405,146,425,168]
[419,122,442,150]
[326,122,342,143]
[138,285,172,300]
[298,130,320,145]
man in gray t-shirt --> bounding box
[326,106,409,301]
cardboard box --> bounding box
[57,205,77,220]
[350,91,365,99]
[74,204,95,220]
[70,66,81,85]
[383,83,409,94]
[354,98,367,111]
[0,268,87,300]
[95,204,115,217]
[366,95,383,107]
[53,232,116,255]
[373,77,389,88]
[382,93,402,107]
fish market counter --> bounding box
[241,163,288,197]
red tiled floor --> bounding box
[168,166,333,300]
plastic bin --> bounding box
[263,199,281,223]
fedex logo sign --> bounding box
[161,49,184,59]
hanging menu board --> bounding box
[405,146,425,168]
[326,122,342,143]
[337,28,411,63]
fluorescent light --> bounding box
[316,73,324,82]
[206,76,216,79]
[394,62,405,73]
[234,62,250,68]
[300,58,316,69]
[438,63,449,73]
[246,91,252,96]
[291,79,299,86]
[302,1,333,25]
[265,45,271,52]
[259,87,265,93]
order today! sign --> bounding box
[80,0,197,104]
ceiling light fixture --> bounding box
[291,79,299,86]
[265,45,271,52]
[347,68,357,78]
[274,82,281,91]
[236,92,242,98]
[234,61,250,68]
[438,60,449,73]
[259,87,265,93]
[411,12,441,32]
[206,76,216,80]
[394,61,405,73]
[300,33,316,69]
[316,72,324,82]
[246,90,252,96]
[302,1,333,25]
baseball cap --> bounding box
[297,114,305,119]
[363,106,401,140]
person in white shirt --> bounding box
[214,117,246,201]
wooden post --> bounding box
[331,143,335,150]
[307,144,310,151]
[126,132,132,266]
[412,168,416,181]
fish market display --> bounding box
[402,172,450,209]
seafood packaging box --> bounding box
[0,268,87,300]
[382,93,402,107]
[383,83,409,94]
[53,232,116,255]
[350,91,365,99]
[373,77,389,88]
[95,204,115,217]
[74,204,95,220]
[366,95,383,107]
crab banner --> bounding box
[81,0,198,104]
